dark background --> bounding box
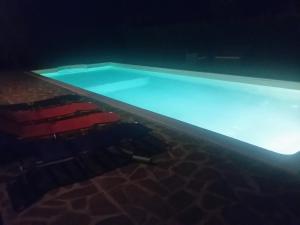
[0,0,300,80]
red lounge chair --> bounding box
[0,102,100,123]
[0,94,83,111]
[0,112,120,139]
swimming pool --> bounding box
[35,63,300,157]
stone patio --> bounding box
[0,72,300,225]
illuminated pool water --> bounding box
[37,63,300,155]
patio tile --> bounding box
[1,72,300,225]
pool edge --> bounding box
[34,62,300,90]
[28,69,300,175]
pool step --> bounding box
[87,78,149,93]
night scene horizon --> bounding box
[0,1,300,225]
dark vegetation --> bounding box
[0,0,299,80]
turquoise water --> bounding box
[40,65,300,155]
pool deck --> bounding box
[1,72,300,225]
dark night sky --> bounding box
[0,0,299,78]
[22,0,290,27]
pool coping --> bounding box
[30,62,300,174]
[34,62,300,90]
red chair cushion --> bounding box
[0,112,120,139]
[20,112,120,139]
[1,102,100,123]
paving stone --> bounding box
[138,178,169,196]
[52,211,91,225]
[223,204,265,225]
[108,187,130,205]
[119,164,139,177]
[57,185,98,200]
[185,151,209,162]
[264,212,293,225]
[130,167,149,180]
[237,191,281,214]
[96,177,127,191]
[202,193,231,211]
[62,184,74,190]
[222,172,255,191]
[123,206,147,224]
[161,175,185,191]
[238,191,294,225]
[150,167,170,180]
[78,180,93,187]
[42,200,66,207]
[157,160,177,170]
[13,219,48,225]
[187,177,207,192]
[170,146,187,158]
[22,206,63,219]
[124,184,153,205]
[169,190,194,210]
[0,191,4,201]
[143,195,173,219]
[177,205,203,225]
[88,194,120,216]
[281,179,300,192]
[172,162,198,177]
[0,174,14,183]
[206,180,237,201]
[216,161,238,172]
[46,188,61,197]
[277,191,300,216]
[143,216,163,225]
[71,197,87,210]
[204,216,228,225]
[96,215,134,225]
[101,169,122,178]
[194,167,221,181]
[250,176,276,192]
[180,144,201,151]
